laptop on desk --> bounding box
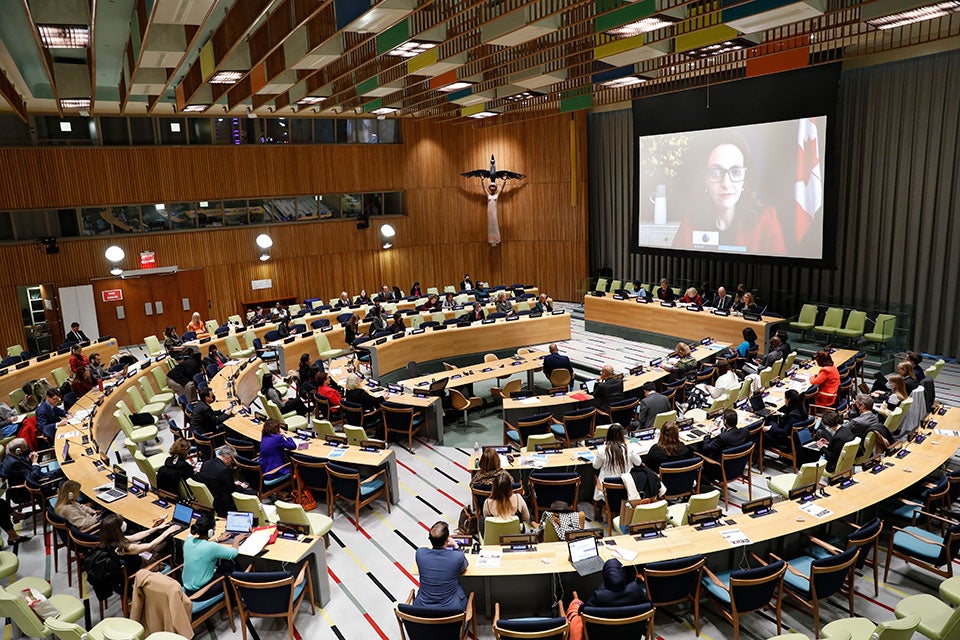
[568,536,605,576]
[224,511,254,539]
[96,472,128,503]
[171,503,194,529]
[801,418,822,451]
[748,393,774,417]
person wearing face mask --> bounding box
[673,136,786,255]
[198,445,254,516]
[182,513,245,598]
[190,387,232,439]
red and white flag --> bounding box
[794,117,822,242]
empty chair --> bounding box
[313,333,341,360]
[186,478,216,512]
[701,560,787,640]
[894,594,960,640]
[225,335,254,358]
[652,410,677,430]
[827,438,860,479]
[229,567,315,640]
[813,307,844,341]
[775,543,859,639]
[659,458,702,502]
[503,412,553,450]
[863,314,897,353]
[812,518,884,597]
[613,499,667,535]
[604,398,640,427]
[127,386,166,417]
[790,305,819,340]
[666,489,720,527]
[528,472,580,520]
[275,500,333,539]
[550,407,596,446]
[768,460,826,498]
[139,376,175,407]
[144,335,165,357]
[381,401,426,449]
[449,390,484,429]
[493,602,568,640]
[0,581,85,638]
[822,613,920,640]
[579,603,655,640]
[834,310,867,346]
[884,513,960,581]
[326,461,391,530]
[699,442,753,509]
[46,616,145,640]
[232,492,278,525]
[482,517,521,546]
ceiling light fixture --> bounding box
[386,41,437,58]
[60,98,91,109]
[297,96,325,105]
[866,1,960,29]
[380,224,395,250]
[208,70,245,84]
[438,81,473,92]
[503,90,543,103]
[605,15,678,38]
[182,104,209,112]
[255,234,273,250]
[38,25,90,48]
[110,268,123,276]
[104,245,125,263]
[370,107,399,115]
[599,76,647,88]
[468,111,498,119]
[683,38,754,59]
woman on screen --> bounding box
[673,136,786,255]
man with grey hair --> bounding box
[198,444,252,516]
[843,393,894,445]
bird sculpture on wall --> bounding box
[461,155,525,246]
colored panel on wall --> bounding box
[428,70,457,91]
[376,19,410,55]
[357,76,379,96]
[408,47,438,74]
[334,0,367,31]
[363,98,383,113]
[249,62,267,95]
[675,24,738,52]
[560,93,593,113]
[745,46,809,77]
[595,0,655,33]
[199,40,215,80]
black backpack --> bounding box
[84,548,124,600]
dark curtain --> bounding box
[588,49,960,357]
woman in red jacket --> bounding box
[808,350,840,408]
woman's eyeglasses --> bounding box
[706,166,747,183]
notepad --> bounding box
[238,529,273,556]
[721,529,751,546]
[477,550,502,568]
[799,503,832,519]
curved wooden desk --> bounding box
[0,339,119,410]
[366,313,571,379]
[585,294,777,353]
[55,358,332,605]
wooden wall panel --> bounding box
[0,113,589,349]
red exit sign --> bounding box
[102,289,123,302]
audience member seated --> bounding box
[167,348,203,403]
[344,314,363,345]
[763,389,809,450]
[54,480,101,531]
[643,422,691,473]
[65,321,89,344]
[710,286,731,310]
[906,351,926,381]
[743,336,785,376]
[733,291,758,313]
[775,329,793,359]
[420,293,441,311]
[376,285,395,303]
[534,294,553,313]
[259,418,295,482]
[95,513,179,596]
[896,360,919,393]
[482,472,531,530]
[593,365,626,413]
[587,558,645,607]
[735,327,758,359]
[592,424,642,502]
[156,438,196,496]
[389,312,407,333]
[163,326,184,355]
[2,437,62,497]
[665,342,698,379]
[198,445,254,516]
[542,343,573,382]
[203,345,227,371]
[814,410,854,473]
[409,282,422,297]
[809,350,841,407]
[314,372,342,415]
[343,373,384,413]
[459,275,473,292]
[494,293,515,316]
[441,292,457,311]
[843,394,893,445]
[262,373,308,416]
[690,359,740,408]
[70,366,95,397]
[655,278,676,302]
[183,512,243,599]
[474,281,491,301]
[89,353,114,383]
[333,292,352,309]
[186,312,208,338]
[68,344,89,375]
[36,389,69,441]
[355,289,373,305]
[873,374,909,414]
[680,287,702,305]
[700,409,748,478]
[636,382,671,428]
[470,448,503,488]
[191,387,232,438]
[414,521,468,611]
[463,303,485,323]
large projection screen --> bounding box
[637,117,827,260]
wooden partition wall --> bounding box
[0,113,588,349]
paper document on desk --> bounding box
[327,449,346,459]
[721,529,751,547]
[73,409,91,420]
[238,529,272,556]
[611,547,638,562]
[58,430,80,440]
[799,502,832,519]
[518,397,541,405]
[330,368,343,376]
[477,550,502,568]
[226,360,241,366]
[935,429,960,437]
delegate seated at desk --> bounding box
[636,383,671,428]
[815,410,854,473]
[36,389,69,441]
[591,425,643,501]
[593,366,625,412]
[191,387,232,438]
[642,422,691,473]
[198,445,254,516]
[415,522,468,611]
[183,513,243,598]
[700,409,748,479]
[542,344,572,381]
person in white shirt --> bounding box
[591,424,643,500]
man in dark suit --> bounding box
[816,410,855,473]
[36,389,68,441]
[376,285,396,303]
[636,383,671,428]
[843,394,893,444]
[198,445,252,516]
[190,387,231,438]
[65,322,90,344]
[542,344,573,381]
[461,302,485,323]
[711,287,731,310]
[459,275,473,292]
[701,409,749,464]
[593,365,626,413]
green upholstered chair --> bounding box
[666,489,720,527]
[826,438,860,479]
[940,576,960,606]
[789,305,818,339]
[613,500,667,535]
[0,581,84,638]
[275,500,333,538]
[822,614,920,640]
[139,376,175,406]
[863,314,896,353]
[813,307,844,342]
[51,367,69,387]
[894,594,960,640]
[144,335,165,357]
[768,460,826,498]
[834,311,867,346]
[46,616,145,640]
[127,386,165,417]
[596,278,609,292]
[482,517,521,546]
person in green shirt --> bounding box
[182,513,245,598]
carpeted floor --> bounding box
[9,323,959,640]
